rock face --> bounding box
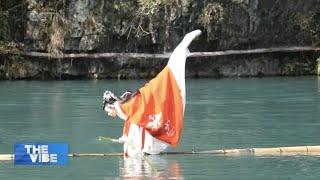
[22,0,320,53]
[0,51,318,80]
[66,0,105,51]
[1,0,320,79]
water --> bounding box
[0,76,320,179]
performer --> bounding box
[103,30,202,157]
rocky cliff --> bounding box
[0,0,319,79]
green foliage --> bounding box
[25,0,70,56]
[0,64,5,76]
[108,1,137,37]
[0,41,22,54]
[229,0,248,8]
[138,0,162,16]
[0,14,10,41]
[106,0,190,51]
[0,0,27,42]
[288,11,320,46]
[47,12,69,56]
[137,0,190,20]
[198,3,224,41]
[136,0,190,49]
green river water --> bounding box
[0,76,320,179]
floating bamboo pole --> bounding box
[19,46,320,59]
[0,154,13,161]
[2,145,320,161]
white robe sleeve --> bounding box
[114,101,127,120]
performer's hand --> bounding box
[118,135,128,144]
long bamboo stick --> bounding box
[18,46,320,59]
[2,145,320,161]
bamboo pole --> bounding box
[2,145,320,161]
[19,46,320,60]
[21,52,171,59]
[189,47,320,58]
[0,154,14,161]
[69,153,123,157]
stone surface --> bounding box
[1,0,320,79]
[0,51,318,80]
[20,0,320,53]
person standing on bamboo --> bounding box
[103,30,202,157]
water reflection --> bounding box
[118,155,182,179]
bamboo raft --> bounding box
[1,145,320,161]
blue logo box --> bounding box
[14,143,68,165]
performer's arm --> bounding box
[113,91,139,120]
[113,101,128,120]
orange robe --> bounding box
[120,66,183,147]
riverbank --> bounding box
[0,47,319,80]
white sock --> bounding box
[179,30,202,48]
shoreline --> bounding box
[1,47,319,80]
